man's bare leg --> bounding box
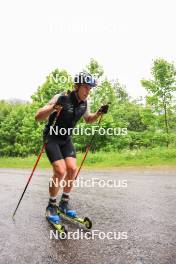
[49,159,66,198]
[58,157,77,216]
[46,159,66,223]
[63,157,77,193]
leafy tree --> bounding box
[31,69,73,105]
[1,58,176,157]
[0,100,13,127]
[141,58,176,146]
[85,58,104,78]
[0,104,27,156]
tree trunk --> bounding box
[163,101,169,147]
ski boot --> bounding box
[58,194,77,218]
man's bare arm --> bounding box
[83,104,109,124]
[35,103,57,121]
[35,94,61,121]
[35,93,69,121]
[84,112,101,124]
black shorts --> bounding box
[45,137,76,163]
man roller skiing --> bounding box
[35,72,109,224]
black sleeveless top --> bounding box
[43,91,87,141]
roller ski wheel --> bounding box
[59,224,68,239]
[83,217,92,229]
[46,215,68,238]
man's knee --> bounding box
[66,165,77,176]
[53,164,66,178]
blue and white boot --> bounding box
[59,194,77,218]
[46,199,60,224]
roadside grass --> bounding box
[0,147,175,168]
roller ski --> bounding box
[57,194,92,230]
[46,201,68,237]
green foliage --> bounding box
[1,58,176,157]
[0,100,13,127]
[1,147,176,168]
[31,69,73,105]
[141,58,176,146]
[0,104,27,156]
[85,58,104,78]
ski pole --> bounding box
[75,113,104,180]
[12,107,62,219]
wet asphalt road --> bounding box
[0,167,176,264]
